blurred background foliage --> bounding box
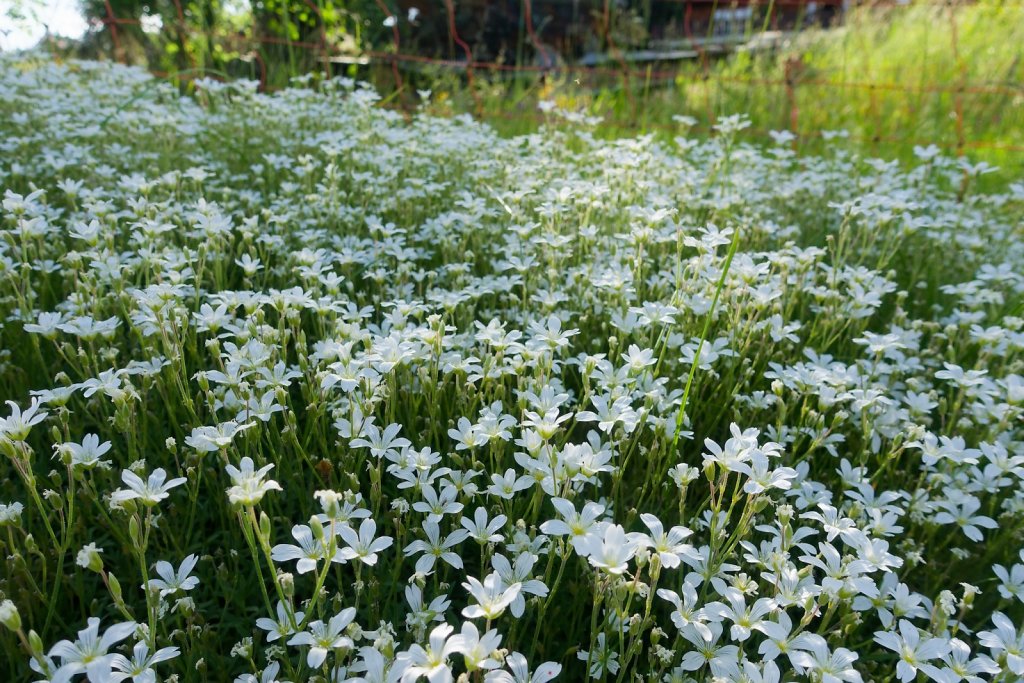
[7,0,1024,182]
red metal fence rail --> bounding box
[72,0,1024,159]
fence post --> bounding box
[103,0,123,63]
[601,0,636,124]
[948,1,966,159]
[948,0,971,200]
[372,0,403,95]
[784,55,801,151]
[443,0,481,116]
[522,0,551,69]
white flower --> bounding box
[350,422,410,459]
[855,538,904,573]
[485,652,561,683]
[705,586,775,642]
[994,561,1024,603]
[271,524,344,573]
[676,622,739,678]
[790,641,863,683]
[575,395,639,434]
[448,417,487,450]
[757,610,826,666]
[490,553,548,618]
[397,622,461,682]
[110,468,187,507]
[657,582,711,640]
[287,607,357,668]
[923,638,999,683]
[255,602,304,642]
[403,520,469,575]
[701,424,761,471]
[0,398,47,442]
[348,647,399,683]
[639,513,693,569]
[225,457,282,505]
[234,660,285,683]
[462,572,522,620]
[527,315,578,351]
[404,585,450,631]
[0,501,25,526]
[76,543,104,572]
[185,421,255,453]
[48,617,137,682]
[577,632,619,680]
[24,311,66,338]
[801,504,862,545]
[147,554,200,597]
[486,469,533,500]
[109,641,180,683]
[59,434,112,470]
[575,524,644,575]
[338,518,394,566]
[932,495,998,543]
[58,315,120,340]
[449,621,502,671]
[539,498,607,554]
[977,612,1024,675]
[413,484,463,522]
[460,507,507,544]
[874,620,951,682]
[734,450,797,493]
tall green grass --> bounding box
[65,0,1024,180]
[410,1,1024,181]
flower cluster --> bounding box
[0,55,1022,682]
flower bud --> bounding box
[279,572,295,598]
[0,600,22,632]
[703,460,717,482]
[24,533,38,554]
[28,629,44,656]
[777,504,794,526]
[310,515,325,543]
[108,573,124,604]
[128,516,142,546]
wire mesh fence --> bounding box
[56,0,1024,167]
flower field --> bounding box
[1,57,1023,683]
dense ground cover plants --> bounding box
[0,55,1023,683]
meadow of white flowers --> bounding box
[0,55,1023,683]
